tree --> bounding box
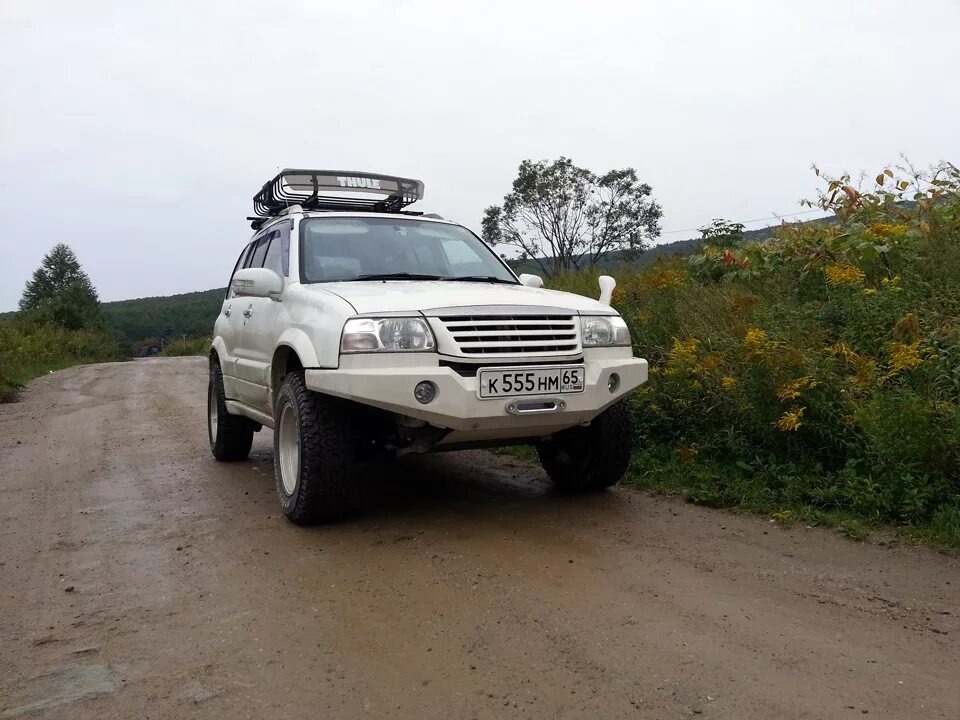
[482,157,663,275]
[19,244,102,330]
[698,219,745,248]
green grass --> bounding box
[0,315,125,401]
[160,337,210,357]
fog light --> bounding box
[414,381,437,404]
[607,373,620,393]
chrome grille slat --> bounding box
[445,322,575,331]
[453,332,576,340]
[438,312,580,357]
[456,339,576,347]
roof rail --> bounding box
[251,169,425,226]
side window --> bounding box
[226,243,254,299]
[262,228,288,277]
[247,235,270,269]
[278,223,291,276]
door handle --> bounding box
[224,307,231,317]
[243,308,253,318]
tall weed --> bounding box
[550,163,960,544]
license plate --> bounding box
[477,365,585,399]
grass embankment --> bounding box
[0,316,125,401]
[550,165,960,548]
[159,337,211,357]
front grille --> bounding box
[440,357,584,378]
[439,314,579,356]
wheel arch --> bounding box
[209,336,227,367]
[271,329,321,404]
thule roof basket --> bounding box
[249,169,425,228]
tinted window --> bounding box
[247,236,270,268]
[226,243,254,299]
[262,232,284,276]
[278,224,291,276]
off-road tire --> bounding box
[208,362,255,461]
[273,371,355,525]
[536,399,632,492]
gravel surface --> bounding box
[1,357,958,719]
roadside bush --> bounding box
[550,162,960,545]
[0,312,125,401]
[160,337,211,357]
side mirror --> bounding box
[232,267,283,299]
[598,275,616,306]
[518,273,544,288]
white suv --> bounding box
[208,170,648,523]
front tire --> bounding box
[208,362,255,461]
[536,399,633,492]
[273,372,355,525]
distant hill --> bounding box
[95,235,714,344]
[21,235,740,344]
[101,288,225,344]
[509,236,703,275]
[11,214,846,345]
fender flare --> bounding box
[274,328,322,369]
[209,336,228,365]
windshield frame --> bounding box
[296,215,519,285]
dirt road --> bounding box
[1,358,958,719]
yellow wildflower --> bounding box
[825,263,866,286]
[828,340,861,364]
[881,275,903,292]
[777,376,818,401]
[869,222,908,238]
[886,342,923,377]
[695,352,724,373]
[862,287,877,296]
[721,376,737,390]
[828,341,875,387]
[775,406,806,431]
[638,267,688,291]
[669,337,700,367]
[744,327,769,357]
[894,313,921,343]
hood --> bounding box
[307,280,616,315]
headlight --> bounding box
[340,317,436,353]
[581,315,631,346]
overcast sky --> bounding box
[1,0,958,311]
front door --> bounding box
[234,222,291,412]
[218,242,255,399]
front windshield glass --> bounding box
[300,217,517,283]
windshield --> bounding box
[299,217,517,283]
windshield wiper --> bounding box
[444,275,517,284]
[353,272,443,281]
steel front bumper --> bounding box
[304,348,648,439]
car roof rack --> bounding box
[250,169,425,229]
